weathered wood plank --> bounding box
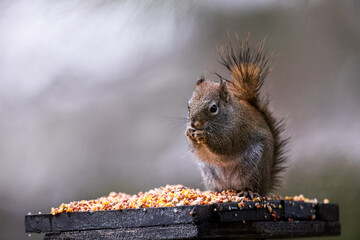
[42,221,340,240]
[26,205,209,233]
[216,201,281,222]
[199,221,341,239]
[317,203,339,221]
[44,224,199,240]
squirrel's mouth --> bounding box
[186,128,207,144]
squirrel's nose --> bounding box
[191,118,203,129]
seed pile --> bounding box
[50,184,326,215]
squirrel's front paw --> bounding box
[186,128,207,144]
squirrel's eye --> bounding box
[209,104,218,114]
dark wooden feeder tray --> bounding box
[25,200,340,239]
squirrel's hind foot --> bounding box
[237,190,261,200]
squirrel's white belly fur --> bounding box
[195,145,261,192]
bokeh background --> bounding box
[0,0,359,239]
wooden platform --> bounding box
[25,200,340,239]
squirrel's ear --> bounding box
[196,76,205,86]
[219,76,230,102]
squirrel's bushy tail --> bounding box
[217,36,288,193]
[217,36,269,106]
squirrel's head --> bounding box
[186,76,234,146]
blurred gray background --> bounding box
[0,0,359,239]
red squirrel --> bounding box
[185,38,287,198]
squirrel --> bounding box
[185,37,287,198]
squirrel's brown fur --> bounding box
[186,37,287,196]
[217,37,288,193]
